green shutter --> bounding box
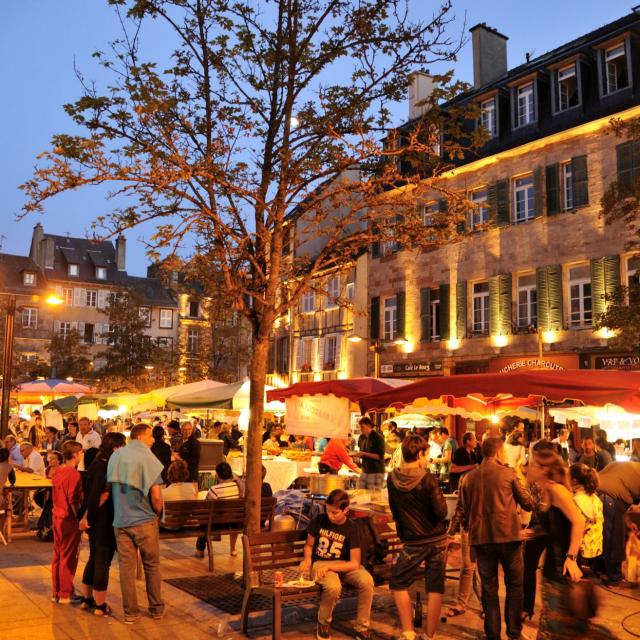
[394,214,404,252]
[487,182,497,225]
[616,141,636,193]
[456,281,467,339]
[489,274,512,335]
[420,288,431,342]
[439,283,451,341]
[370,296,380,339]
[571,155,589,207]
[533,167,543,218]
[396,291,406,338]
[546,164,560,215]
[590,255,621,323]
[536,265,563,331]
[496,179,510,227]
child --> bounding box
[300,489,374,640]
[51,441,84,604]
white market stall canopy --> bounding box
[140,379,225,407]
[550,404,640,441]
[166,379,282,411]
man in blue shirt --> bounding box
[5,435,24,466]
[107,423,164,624]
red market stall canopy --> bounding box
[15,379,95,404]
[359,369,640,414]
[266,377,408,404]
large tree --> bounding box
[22,0,480,532]
[49,330,92,379]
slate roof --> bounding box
[123,274,178,308]
[0,253,47,296]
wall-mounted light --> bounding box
[447,338,461,351]
[541,330,559,344]
[595,327,617,340]
[491,334,509,348]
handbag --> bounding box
[566,578,598,620]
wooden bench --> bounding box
[240,520,403,639]
[156,497,276,572]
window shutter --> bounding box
[616,141,640,193]
[396,291,406,338]
[335,335,342,369]
[571,155,589,207]
[546,164,560,215]
[54,320,60,334]
[371,225,380,259]
[77,322,85,342]
[536,265,563,331]
[590,255,621,323]
[439,284,451,341]
[456,281,467,339]
[489,274,512,335]
[315,337,324,370]
[370,296,380,340]
[420,288,432,342]
[268,340,276,373]
[73,288,85,307]
[55,285,63,297]
[394,214,404,252]
[487,182,497,225]
[295,339,305,370]
[97,289,109,309]
[70,321,78,332]
[495,179,510,227]
[533,167,544,218]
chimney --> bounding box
[408,71,436,120]
[30,223,44,264]
[470,23,508,88]
[115,235,126,271]
[43,237,55,270]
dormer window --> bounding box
[23,272,36,286]
[516,82,535,127]
[96,266,107,280]
[68,264,79,277]
[556,64,578,111]
[604,43,629,94]
[480,98,497,138]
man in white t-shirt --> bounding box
[17,442,46,476]
[76,416,102,450]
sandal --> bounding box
[445,605,466,617]
[80,596,95,610]
[93,603,111,616]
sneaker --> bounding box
[354,631,371,640]
[123,615,139,625]
[58,594,83,605]
[316,622,332,640]
[50,596,58,603]
[194,549,205,559]
[151,610,165,620]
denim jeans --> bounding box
[599,493,627,584]
[474,541,524,640]
[313,565,374,632]
[456,530,480,608]
[115,520,164,617]
[522,533,547,616]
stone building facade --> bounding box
[368,10,640,378]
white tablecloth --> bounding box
[230,456,304,493]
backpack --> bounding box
[575,493,603,559]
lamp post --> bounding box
[347,334,408,378]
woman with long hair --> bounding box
[569,463,603,570]
[78,432,126,616]
[530,448,613,639]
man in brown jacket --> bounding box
[459,437,533,640]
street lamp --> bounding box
[1,292,64,438]
[347,334,408,378]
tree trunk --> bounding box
[244,333,270,534]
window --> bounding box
[513,175,535,222]
[83,323,94,344]
[296,338,314,370]
[324,335,337,369]
[346,282,355,301]
[23,272,36,286]
[422,203,438,242]
[301,290,315,313]
[627,255,640,288]
[556,64,578,111]
[516,82,535,127]
[472,282,490,334]
[517,274,537,328]
[139,306,151,326]
[59,322,72,337]
[96,266,107,280]
[22,307,38,329]
[569,265,592,327]
[480,98,497,137]
[63,288,73,305]
[156,336,173,349]
[86,289,98,307]
[68,263,79,277]
[326,276,340,307]
[188,300,199,318]
[159,308,173,329]
[383,297,397,341]
[561,162,573,211]
[605,43,629,94]
[470,189,490,229]
[430,289,441,341]
[187,328,199,354]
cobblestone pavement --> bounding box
[0,536,638,639]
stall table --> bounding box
[230,456,304,493]
[4,471,51,541]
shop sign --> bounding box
[489,354,579,373]
[593,354,640,371]
[380,361,443,377]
